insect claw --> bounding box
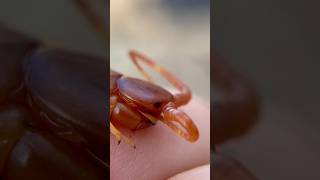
[161,103,199,142]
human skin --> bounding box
[110,95,210,180]
[168,164,210,180]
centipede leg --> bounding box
[128,50,199,142]
[109,96,136,148]
[128,50,191,106]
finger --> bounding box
[110,95,210,180]
[168,164,210,180]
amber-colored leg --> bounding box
[128,50,192,106]
[128,50,199,142]
[110,96,136,148]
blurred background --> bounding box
[0,0,210,101]
[0,0,107,58]
[111,0,210,101]
[215,0,320,179]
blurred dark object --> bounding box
[212,53,260,179]
[72,0,108,43]
[213,154,258,180]
[0,24,107,179]
[213,53,260,146]
[1,1,108,179]
[213,0,320,179]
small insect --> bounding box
[110,50,199,146]
[71,0,199,146]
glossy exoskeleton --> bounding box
[0,25,107,180]
[110,51,199,146]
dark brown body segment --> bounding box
[24,49,108,163]
[3,131,106,180]
[0,25,39,104]
[0,105,26,175]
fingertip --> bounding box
[168,164,210,180]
